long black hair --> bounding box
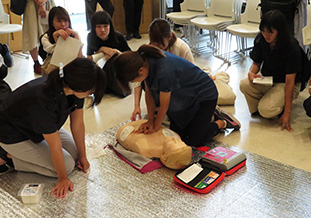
[114,44,166,92]
[46,6,72,44]
[45,58,106,107]
[259,10,291,48]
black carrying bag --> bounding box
[0,80,12,105]
[260,0,300,23]
[10,0,27,16]
[299,48,311,91]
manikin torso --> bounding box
[116,120,192,169]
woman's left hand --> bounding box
[77,156,90,173]
[51,178,74,199]
[279,113,292,131]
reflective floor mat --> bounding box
[0,124,311,218]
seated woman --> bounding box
[116,119,192,169]
[87,10,131,97]
[0,58,106,198]
[240,10,303,131]
[41,6,82,74]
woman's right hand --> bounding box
[51,178,74,199]
[99,47,120,60]
[131,107,142,121]
[248,72,262,83]
[38,5,47,18]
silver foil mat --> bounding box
[0,123,311,218]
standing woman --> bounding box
[0,58,106,198]
[115,45,240,147]
[123,0,144,40]
[23,0,55,74]
[239,10,303,131]
[131,18,194,121]
[85,0,114,30]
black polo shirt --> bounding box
[0,77,84,144]
[86,32,131,56]
[250,34,302,83]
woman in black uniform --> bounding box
[0,58,106,198]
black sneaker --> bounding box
[0,64,8,80]
[220,111,241,130]
[0,44,13,67]
[0,163,8,173]
[0,146,14,168]
[126,33,133,41]
[133,32,142,39]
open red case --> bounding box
[174,146,246,194]
[174,160,225,194]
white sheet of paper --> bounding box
[253,76,273,86]
[176,163,203,183]
[50,37,82,67]
[302,24,311,46]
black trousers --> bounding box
[170,99,219,147]
[85,0,114,30]
[123,0,144,35]
[304,96,311,117]
[173,0,183,28]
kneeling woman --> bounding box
[0,58,106,198]
[115,45,240,147]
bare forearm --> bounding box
[153,105,167,130]
[50,143,68,180]
[145,90,156,122]
[70,122,86,159]
[134,86,142,108]
[284,80,294,115]
[249,62,260,74]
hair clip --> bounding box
[59,63,64,78]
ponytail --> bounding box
[114,44,165,92]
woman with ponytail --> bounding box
[0,58,106,199]
[115,45,240,148]
[131,18,194,121]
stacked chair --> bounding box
[166,0,210,52]
[225,0,261,62]
[190,0,243,62]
